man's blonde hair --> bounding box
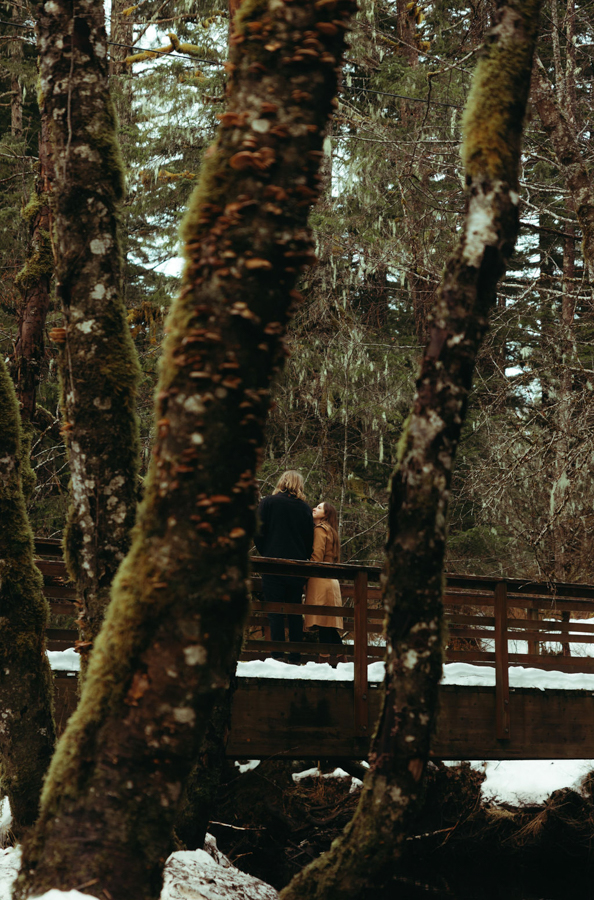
[273,470,306,501]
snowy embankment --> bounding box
[0,836,278,900]
[47,649,594,805]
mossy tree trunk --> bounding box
[280,2,542,898]
[16,0,354,897]
[174,668,239,851]
[14,112,54,425]
[0,360,55,836]
[35,0,141,672]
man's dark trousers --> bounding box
[265,575,305,658]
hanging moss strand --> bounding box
[16,0,355,896]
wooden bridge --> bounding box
[36,538,594,760]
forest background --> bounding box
[0,0,591,583]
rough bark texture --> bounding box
[0,360,55,836]
[174,671,238,851]
[14,113,54,425]
[109,0,134,77]
[532,60,594,291]
[35,0,141,669]
[280,2,542,898]
[16,0,354,897]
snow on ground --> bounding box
[292,766,363,791]
[292,766,351,783]
[0,848,20,900]
[235,759,261,774]
[0,839,278,900]
[475,758,594,806]
[46,649,80,672]
[162,848,277,900]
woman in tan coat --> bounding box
[304,503,344,659]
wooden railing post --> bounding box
[494,580,510,740]
[353,570,369,736]
[527,607,539,656]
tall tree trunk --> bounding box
[14,113,54,425]
[35,0,141,674]
[555,211,575,653]
[16,0,354,896]
[109,0,134,77]
[0,360,55,836]
[174,668,239,851]
[281,2,542,897]
[396,0,419,67]
[532,60,594,295]
[10,4,23,138]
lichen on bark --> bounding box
[16,0,354,896]
[0,359,55,836]
[280,2,542,898]
[35,0,141,674]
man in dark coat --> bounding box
[255,470,314,662]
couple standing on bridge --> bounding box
[255,470,345,664]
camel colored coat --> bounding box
[304,522,343,631]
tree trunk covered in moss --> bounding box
[14,112,54,425]
[174,669,238,850]
[35,0,141,671]
[16,0,354,897]
[532,61,594,292]
[0,360,55,836]
[281,3,542,899]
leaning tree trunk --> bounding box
[35,0,141,673]
[281,2,542,898]
[16,0,354,896]
[0,360,55,836]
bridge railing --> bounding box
[35,537,594,742]
[247,556,383,737]
[443,575,594,740]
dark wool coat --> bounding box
[255,490,314,568]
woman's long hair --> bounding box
[273,469,306,501]
[322,502,340,562]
